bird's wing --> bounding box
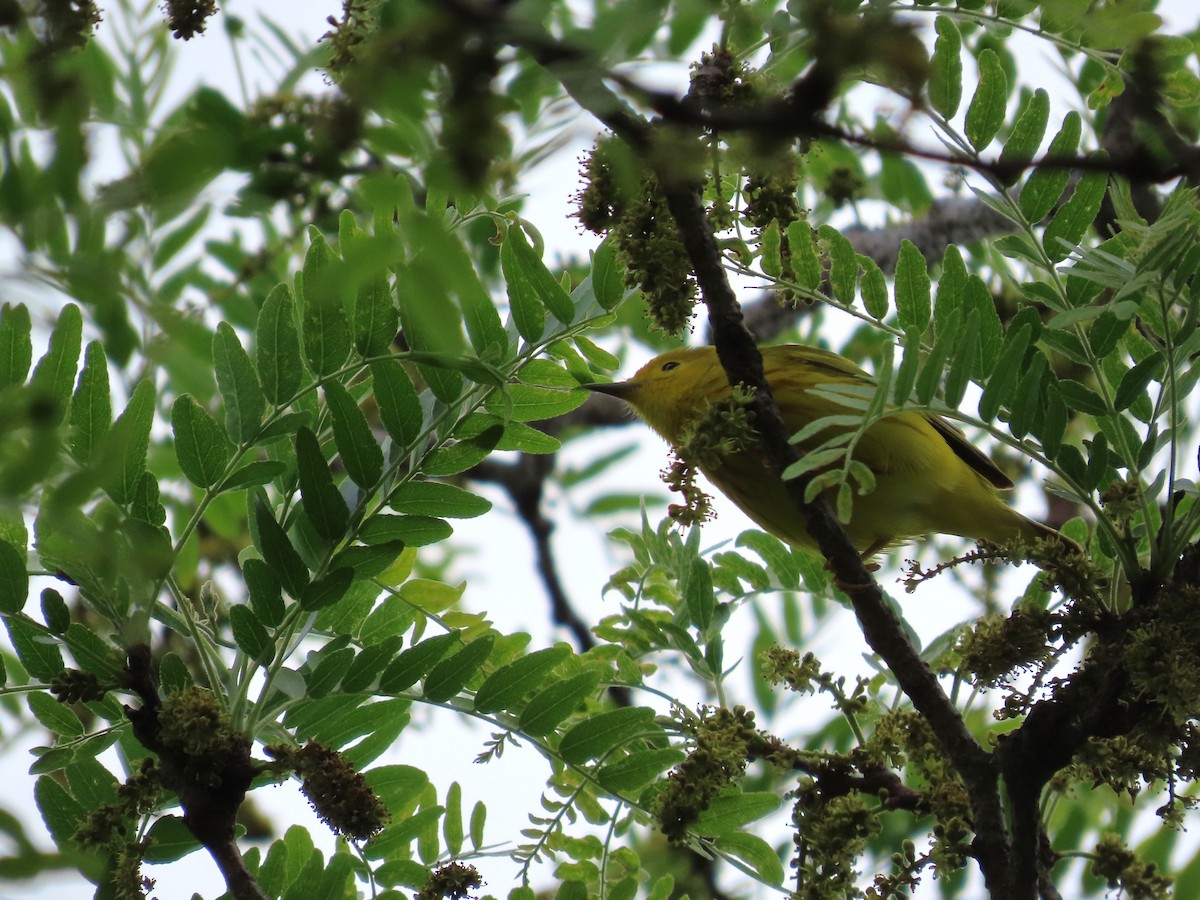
[923,415,1014,489]
[769,346,1013,489]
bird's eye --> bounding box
[661,361,681,372]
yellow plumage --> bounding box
[587,345,1073,557]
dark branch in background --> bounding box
[621,72,1200,186]
[468,454,595,652]
[740,195,1018,340]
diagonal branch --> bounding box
[468,453,596,652]
[485,7,1015,896]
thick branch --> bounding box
[740,195,1017,340]
[124,646,266,900]
[658,178,1012,897]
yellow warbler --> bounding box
[587,344,1075,557]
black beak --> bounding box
[581,381,637,399]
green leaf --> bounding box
[258,411,316,441]
[502,229,546,341]
[120,518,173,580]
[1089,311,1129,358]
[424,426,504,477]
[380,632,462,693]
[456,257,508,359]
[682,555,715,631]
[230,605,274,665]
[0,540,28,614]
[421,634,494,702]
[153,205,211,269]
[29,303,83,428]
[894,240,931,336]
[330,542,405,579]
[858,255,888,319]
[359,514,452,547]
[1115,352,1164,412]
[28,691,83,736]
[67,341,111,465]
[760,219,782,278]
[443,782,464,857]
[342,636,403,693]
[978,322,1032,422]
[341,221,399,358]
[305,645,355,697]
[41,588,69,633]
[998,88,1050,183]
[491,420,559,454]
[142,815,202,863]
[935,246,967,342]
[172,395,234,488]
[65,757,119,809]
[929,15,963,118]
[397,578,464,613]
[295,427,350,541]
[1009,352,1047,439]
[299,567,354,611]
[1057,379,1109,416]
[100,379,155,505]
[243,557,285,627]
[6,616,63,680]
[914,328,953,407]
[590,237,625,311]
[891,335,921,405]
[62,623,122,678]
[35,775,84,846]
[559,707,657,764]
[369,359,424,448]
[518,671,602,736]
[301,230,352,377]
[1042,169,1109,262]
[256,284,304,405]
[819,225,857,305]
[469,801,486,852]
[473,645,572,713]
[518,359,583,388]
[0,302,32,389]
[483,384,587,423]
[253,497,310,598]
[965,49,1007,151]
[597,748,685,793]
[715,832,785,885]
[324,381,383,489]
[1040,382,1068,458]
[1019,112,1081,222]
[221,459,288,491]
[214,322,265,443]
[387,483,484,521]
[944,308,979,407]
[694,791,782,837]
[965,275,1004,372]
[507,224,574,324]
[786,222,821,291]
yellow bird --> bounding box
[586,344,1075,558]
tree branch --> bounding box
[488,6,1019,895]
[468,453,597,653]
